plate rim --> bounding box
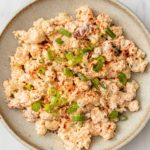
[0,0,150,150]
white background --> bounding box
[0,0,150,150]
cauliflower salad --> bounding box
[3,6,148,150]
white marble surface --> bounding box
[0,0,150,150]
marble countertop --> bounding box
[0,0,150,150]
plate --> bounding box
[0,0,150,150]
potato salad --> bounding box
[3,6,148,150]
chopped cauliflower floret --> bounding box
[35,120,47,135]
[91,107,107,123]
[23,107,39,122]
[127,100,140,112]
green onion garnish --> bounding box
[91,78,100,89]
[37,66,46,74]
[51,96,60,106]
[105,27,116,39]
[63,68,74,77]
[55,38,64,45]
[100,81,107,89]
[59,97,68,106]
[44,103,54,113]
[32,101,41,112]
[119,114,128,121]
[58,28,72,37]
[39,58,45,64]
[25,83,33,91]
[47,48,54,60]
[76,72,87,81]
[48,87,57,96]
[78,47,94,55]
[109,110,119,120]
[72,114,86,122]
[67,102,79,113]
[93,56,105,72]
[55,56,64,64]
[118,72,127,85]
[66,52,74,60]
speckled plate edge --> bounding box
[0,0,150,150]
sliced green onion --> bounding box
[100,81,107,89]
[48,87,57,96]
[72,114,86,122]
[67,102,79,113]
[109,110,119,120]
[32,101,41,112]
[77,72,87,81]
[51,96,59,106]
[59,97,68,106]
[44,103,54,113]
[105,27,116,39]
[66,52,74,60]
[75,54,83,64]
[118,72,127,85]
[39,58,45,64]
[37,66,46,74]
[78,47,94,55]
[55,38,64,45]
[93,56,105,72]
[55,56,64,64]
[119,114,128,121]
[47,48,54,60]
[91,78,100,89]
[63,68,74,77]
[58,28,72,37]
[25,83,33,91]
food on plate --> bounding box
[3,6,148,150]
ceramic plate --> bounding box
[0,0,150,150]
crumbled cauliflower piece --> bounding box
[58,121,91,150]
[35,120,47,135]
[45,120,59,131]
[91,107,107,123]
[127,100,140,112]
[23,107,39,122]
[96,13,112,33]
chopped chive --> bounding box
[55,38,64,45]
[25,83,33,91]
[32,101,41,112]
[105,27,116,39]
[63,68,74,77]
[109,110,119,120]
[72,114,86,122]
[91,78,100,89]
[47,48,54,60]
[76,72,87,81]
[67,102,79,113]
[118,72,127,85]
[58,28,72,37]
[37,66,46,74]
